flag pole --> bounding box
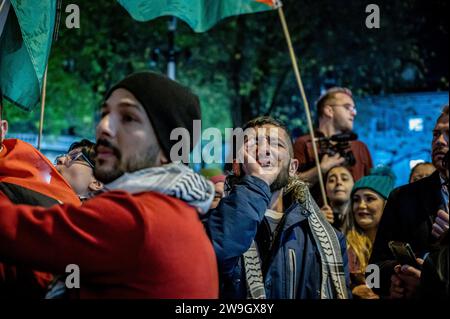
[37,65,48,151]
[274,0,328,206]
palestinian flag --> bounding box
[0,139,81,206]
[118,0,276,33]
[0,0,56,111]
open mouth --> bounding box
[257,159,273,168]
[357,212,371,218]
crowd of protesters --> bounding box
[0,73,448,300]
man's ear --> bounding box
[1,120,8,140]
[323,105,334,119]
[289,158,299,177]
[88,179,104,192]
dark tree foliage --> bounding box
[4,0,448,138]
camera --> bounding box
[317,132,357,167]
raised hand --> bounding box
[320,204,334,224]
[432,209,449,239]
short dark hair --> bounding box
[409,162,434,182]
[68,139,96,166]
[315,87,353,118]
[242,116,294,157]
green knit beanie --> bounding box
[351,166,396,199]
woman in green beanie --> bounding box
[346,166,396,298]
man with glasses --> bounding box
[55,139,103,200]
[293,87,373,205]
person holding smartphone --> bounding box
[370,105,449,298]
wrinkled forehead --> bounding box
[245,124,289,141]
[435,114,449,127]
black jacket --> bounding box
[419,233,449,299]
[369,171,445,296]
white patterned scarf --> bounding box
[103,163,214,214]
[46,163,214,299]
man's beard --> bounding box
[94,138,161,184]
[432,146,449,174]
[270,161,291,193]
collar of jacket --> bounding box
[277,199,312,233]
[420,170,444,218]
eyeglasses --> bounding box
[329,104,357,114]
[54,151,95,169]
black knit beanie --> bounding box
[104,72,201,160]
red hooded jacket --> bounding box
[0,139,80,298]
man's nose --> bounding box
[436,132,449,146]
[256,138,271,156]
[96,113,116,139]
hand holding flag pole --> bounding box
[259,0,328,206]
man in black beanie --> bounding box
[0,72,219,299]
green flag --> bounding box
[0,0,56,111]
[118,0,274,33]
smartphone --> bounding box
[388,241,421,269]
